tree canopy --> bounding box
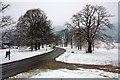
[66,4,114,53]
[16,8,53,51]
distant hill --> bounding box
[53,24,119,42]
[103,24,118,42]
[52,25,66,32]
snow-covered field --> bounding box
[29,44,119,78]
[31,68,118,78]
[0,46,53,64]
[5,43,120,78]
[56,47,118,66]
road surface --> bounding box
[1,47,66,79]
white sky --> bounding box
[2,0,119,27]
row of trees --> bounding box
[57,4,114,53]
[0,3,114,53]
[0,2,55,51]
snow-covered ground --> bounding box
[0,46,53,64]
[30,69,118,78]
[9,44,119,78]
[56,45,119,66]
[29,44,119,78]
[12,68,118,78]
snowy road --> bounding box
[9,46,119,79]
[1,47,66,79]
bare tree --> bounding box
[0,2,10,12]
[65,22,75,48]
[71,14,86,50]
[74,28,86,50]
[0,2,13,28]
[0,16,14,28]
[70,4,113,53]
[0,2,15,48]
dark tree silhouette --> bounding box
[16,8,53,51]
[80,5,113,53]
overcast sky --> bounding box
[2,0,118,29]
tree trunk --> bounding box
[78,43,79,50]
[64,41,68,47]
[42,43,44,48]
[60,44,61,47]
[38,42,40,50]
[30,41,33,51]
[61,43,63,47]
[87,42,92,53]
[34,42,37,50]
[92,42,94,51]
[79,36,82,50]
[80,43,82,50]
[71,36,73,48]
[2,42,4,49]
[78,41,82,50]
[64,42,66,47]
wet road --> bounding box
[1,47,66,79]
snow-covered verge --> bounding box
[0,46,53,64]
[56,46,118,66]
[9,43,119,79]
[30,68,118,78]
